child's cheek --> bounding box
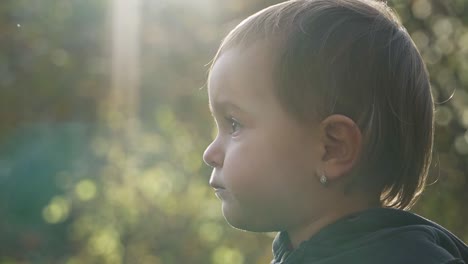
[223,138,277,193]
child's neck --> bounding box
[286,198,378,249]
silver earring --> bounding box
[319,174,328,186]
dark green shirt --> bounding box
[271,208,467,264]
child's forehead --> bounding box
[214,41,275,72]
[208,41,277,96]
[208,41,277,83]
[207,42,280,113]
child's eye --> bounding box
[225,117,242,135]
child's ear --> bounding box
[319,114,362,181]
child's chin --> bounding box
[222,208,277,233]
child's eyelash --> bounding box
[224,116,242,134]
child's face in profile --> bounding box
[203,42,327,232]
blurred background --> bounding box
[0,0,467,263]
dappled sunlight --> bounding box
[412,0,432,20]
[212,246,245,264]
[42,196,71,224]
[198,221,224,244]
[434,106,453,126]
[74,179,97,201]
[1,0,467,263]
[454,135,468,154]
[87,227,123,263]
[139,168,173,200]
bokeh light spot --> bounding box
[412,0,432,20]
[42,196,71,224]
[452,90,468,111]
[435,106,453,126]
[461,109,468,128]
[75,179,97,201]
[423,46,442,65]
[88,227,122,258]
[411,30,429,50]
[198,221,223,244]
[212,246,245,264]
[454,135,468,155]
[433,18,453,39]
[436,38,454,55]
[139,168,173,202]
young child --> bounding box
[202,0,468,263]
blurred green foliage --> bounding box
[0,0,467,263]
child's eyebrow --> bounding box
[209,100,244,115]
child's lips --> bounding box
[209,178,225,190]
[210,181,226,198]
[214,188,226,199]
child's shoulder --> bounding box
[354,224,465,264]
[272,208,468,264]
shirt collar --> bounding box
[272,231,304,263]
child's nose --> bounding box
[203,138,224,168]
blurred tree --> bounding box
[0,0,467,263]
